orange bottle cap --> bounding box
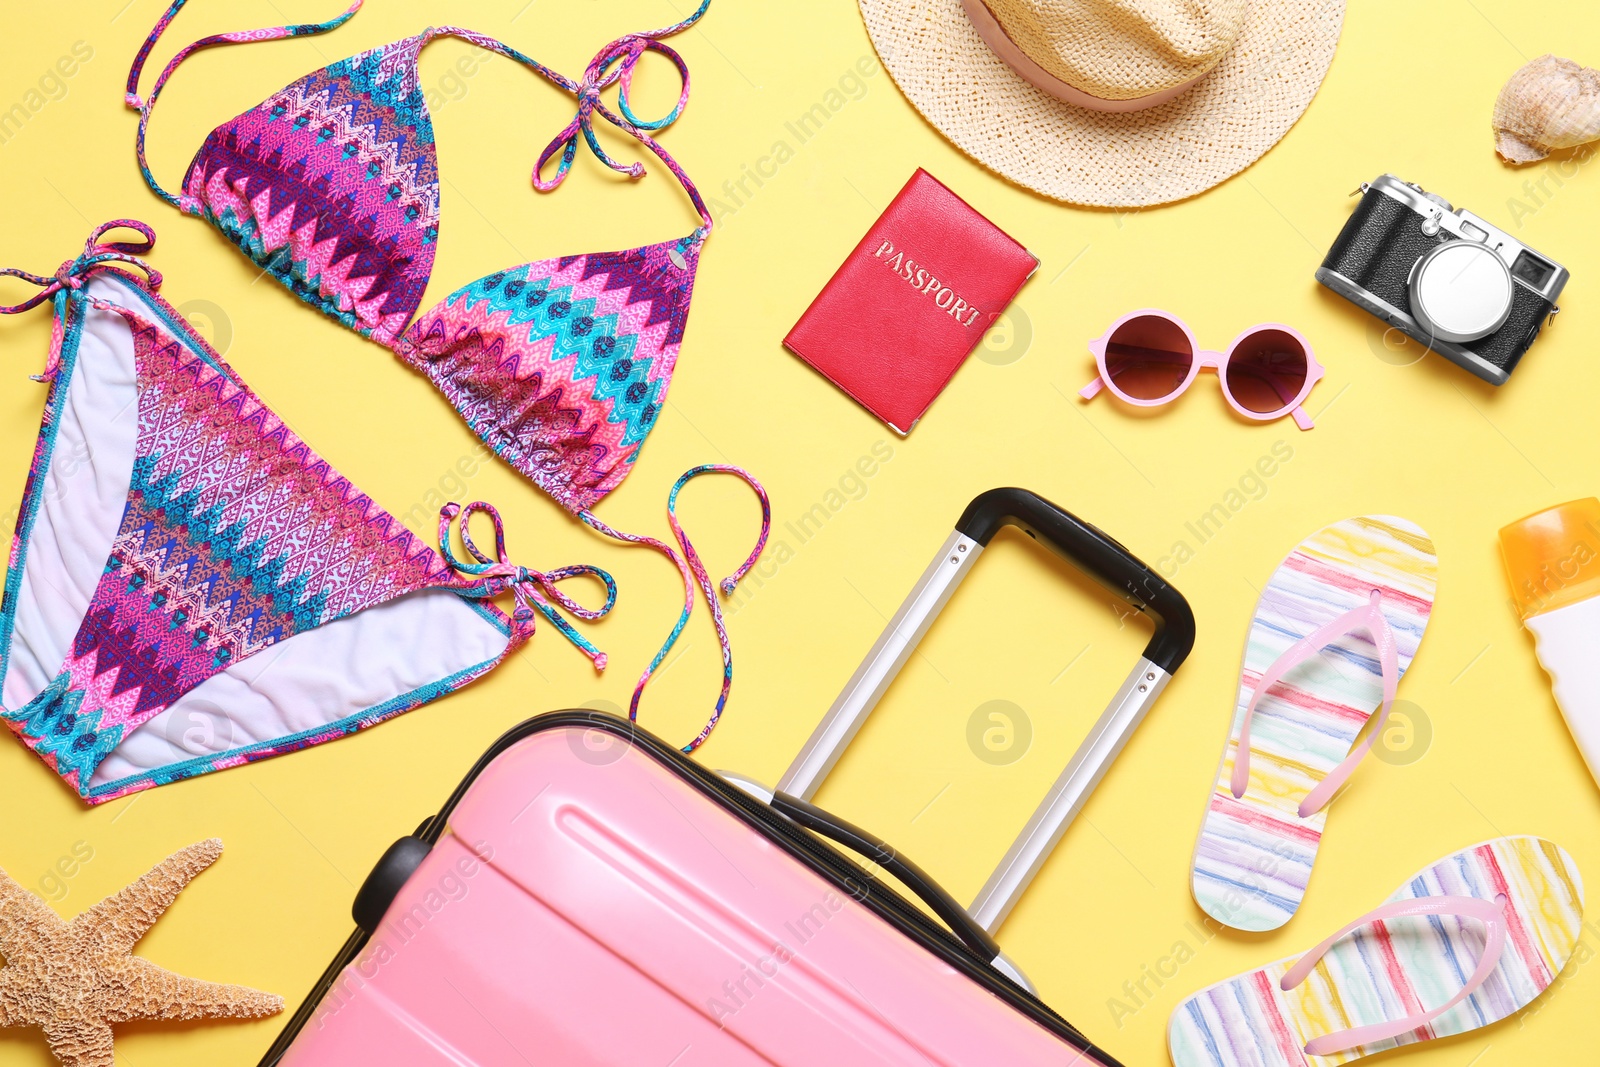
[1499,498,1600,619]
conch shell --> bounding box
[1493,54,1600,164]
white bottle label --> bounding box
[1526,596,1600,789]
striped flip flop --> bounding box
[1169,836,1585,1066]
[1191,517,1438,932]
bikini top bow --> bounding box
[533,1,715,232]
[1,220,166,384]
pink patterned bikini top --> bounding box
[128,0,715,513]
[123,0,769,750]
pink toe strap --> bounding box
[1231,589,1400,817]
[1281,894,1509,1056]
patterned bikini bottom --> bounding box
[0,223,634,803]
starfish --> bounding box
[0,838,283,1067]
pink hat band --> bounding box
[959,0,1208,113]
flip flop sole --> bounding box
[1170,836,1585,1066]
[1191,516,1439,932]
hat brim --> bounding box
[859,0,1347,208]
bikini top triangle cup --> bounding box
[126,0,714,514]
[124,0,772,752]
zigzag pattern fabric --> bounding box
[183,34,438,346]
[5,298,469,798]
[399,238,701,513]
[0,225,639,802]
[123,2,776,754]
[132,5,718,511]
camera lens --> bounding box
[1408,242,1514,344]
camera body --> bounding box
[1316,174,1568,384]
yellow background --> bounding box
[2,1,1597,1064]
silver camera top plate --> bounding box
[1368,174,1569,304]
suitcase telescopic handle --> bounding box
[775,487,1195,939]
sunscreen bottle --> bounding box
[1500,498,1600,788]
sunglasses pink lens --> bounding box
[1104,316,1192,401]
[1224,329,1309,414]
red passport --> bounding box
[784,169,1038,434]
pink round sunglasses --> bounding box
[1079,310,1325,430]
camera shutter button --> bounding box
[1407,241,1514,344]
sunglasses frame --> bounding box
[1079,309,1326,430]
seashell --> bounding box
[1493,54,1600,164]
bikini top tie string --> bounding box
[124,0,363,210]
[1,220,165,383]
[437,501,617,670]
[532,0,716,234]
[577,464,772,754]
[126,0,713,231]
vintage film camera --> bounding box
[1316,174,1568,384]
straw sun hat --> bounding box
[858,0,1346,207]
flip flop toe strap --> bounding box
[1281,894,1509,1056]
[1230,589,1400,818]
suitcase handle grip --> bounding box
[955,488,1194,673]
[770,790,1002,963]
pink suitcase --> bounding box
[259,489,1194,1066]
